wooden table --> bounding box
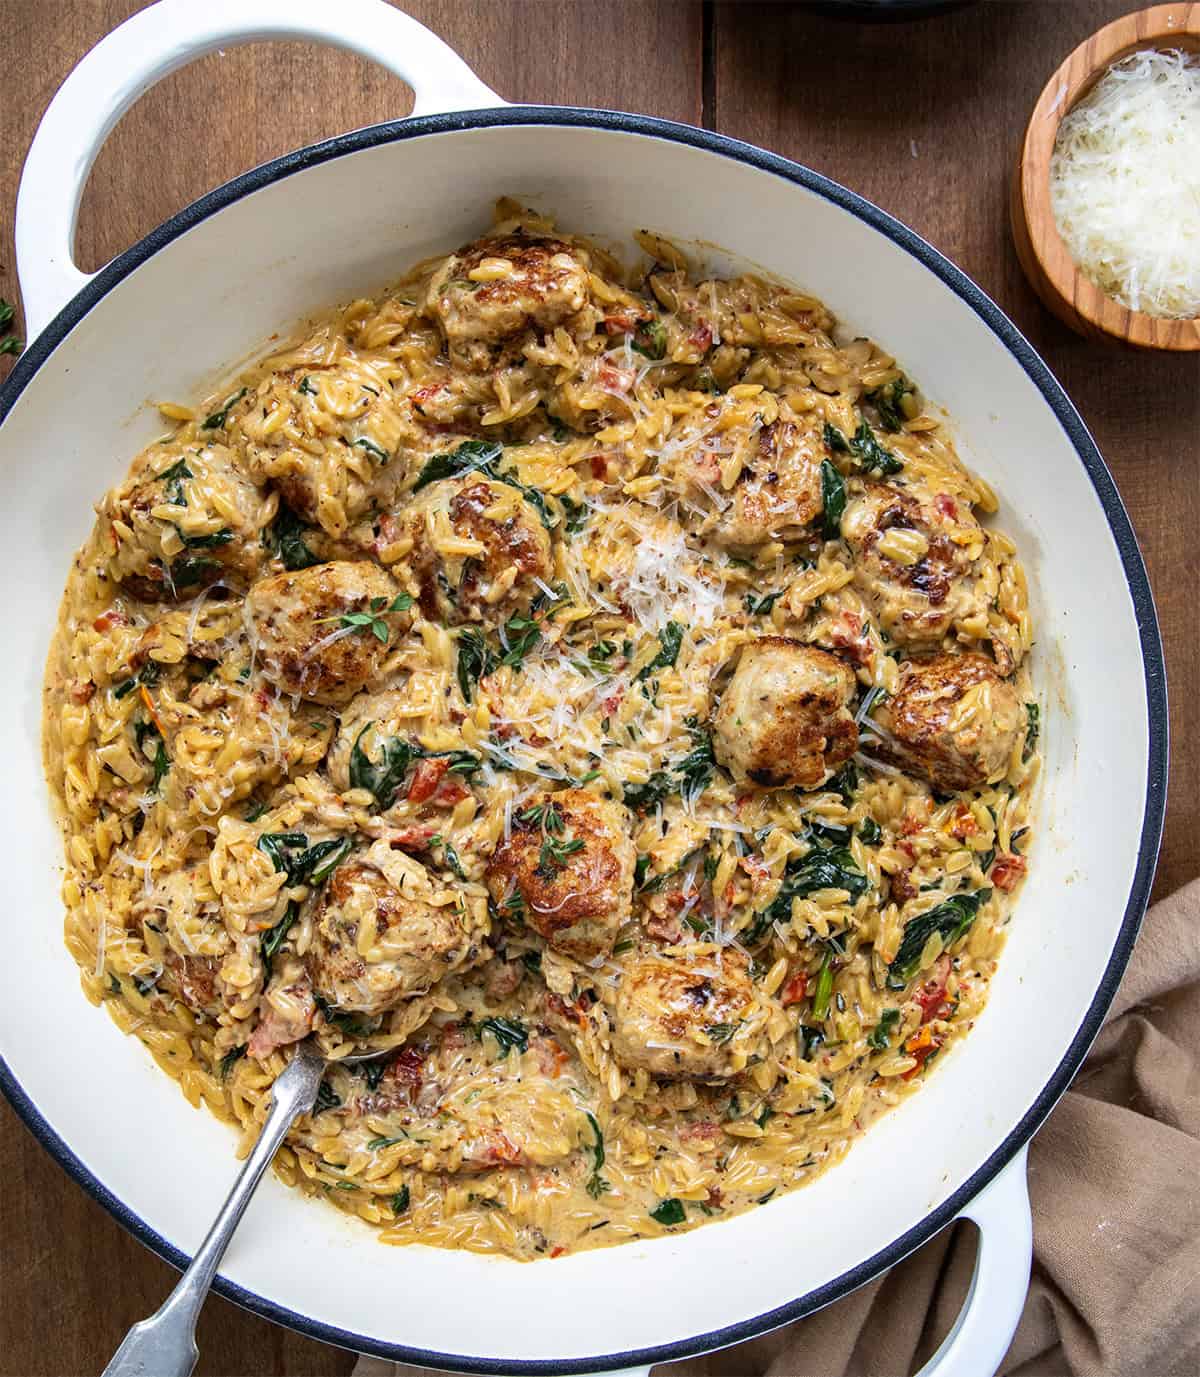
[1,2,1195,1372]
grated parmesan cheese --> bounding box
[1050,48,1200,319]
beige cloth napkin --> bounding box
[354,880,1200,1377]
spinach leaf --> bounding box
[635,621,684,681]
[824,418,902,475]
[748,844,867,943]
[219,1044,248,1079]
[744,589,784,616]
[456,627,497,702]
[820,459,846,539]
[264,506,320,571]
[477,1016,528,1054]
[675,724,715,798]
[412,439,503,492]
[260,901,299,969]
[867,1008,901,1049]
[169,554,219,589]
[313,1080,341,1113]
[858,817,883,846]
[823,421,851,454]
[353,436,390,464]
[391,1185,411,1214]
[200,387,247,430]
[650,1198,686,1226]
[349,725,419,809]
[178,527,233,550]
[867,376,917,432]
[1024,702,1040,760]
[830,760,859,804]
[257,832,352,886]
[704,1022,738,1044]
[887,889,992,989]
[848,418,902,476]
[799,1024,825,1060]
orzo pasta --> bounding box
[43,200,1038,1260]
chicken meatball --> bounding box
[714,637,857,790]
[99,441,268,599]
[398,475,553,623]
[308,842,483,1016]
[609,947,761,1081]
[840,482,989,648]
[230,361,410,538]
[869,652,1023,793]
[244,560,407,704]
[661,397,824,548]
[486,789,636,964]
[426,233,592,370]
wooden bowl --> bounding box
[1012,2,1200,350]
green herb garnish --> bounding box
[456,627,497,701]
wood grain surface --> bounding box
[0,2,1195,1374]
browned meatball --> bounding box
[666,400,824,549]
[231,362,410,539]
[308,843,482,1016]
[870,653,1023,792]
[399,475,553,624]
[714,637,858,790]
[486,789,635,964]
[609,947,761,1081]
[426,233,591,370]
[244,560,407,704]
[99,441,268,599]
[840,482,989,648]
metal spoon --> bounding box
[102,1039,377,1377]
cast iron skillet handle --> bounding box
[15,0,506,340]
[100,1046,326,1377]
[914,1145,1033,1377]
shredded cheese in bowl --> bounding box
[1050,48,1200,320]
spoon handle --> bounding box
[102,1047,325,1377]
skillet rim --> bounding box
[0,104,1169,1373]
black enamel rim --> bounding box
[0,106,1168,1373]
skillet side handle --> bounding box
[915,1144,1033,1377]
[15,0,505,340]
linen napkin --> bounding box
[353,879,1200,1377]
